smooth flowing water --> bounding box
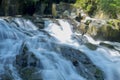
[0,18,120,80]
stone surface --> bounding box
[77,18,120,42]
[15,43,43,80]
[52,43,104,80]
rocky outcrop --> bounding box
[77,19,120,42]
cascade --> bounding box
[0,17,120,80]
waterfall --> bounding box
[0,17,120,80]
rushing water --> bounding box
[0,17,120,80]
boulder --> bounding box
[15,43,43,80]
[52,43,104,80]
[77,19,120,42]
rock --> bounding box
[63,10,70,18]
[24,15,45,29]
[100,42,114,49]
[56,2,77,18]
[52,3,57,17]
[15,43,41,68]
[0,74,12,80]
[20,67,43,80]
[77,22,87,35]
[52,44,104,80]
[77,19,120,42]
[15,43,43,80]
[85,43,98,50]
[95,20,120,42]
[117,14,120,19]
[75,13,83,22]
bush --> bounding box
[74,0,120,18]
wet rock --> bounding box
[72,60,79,66]
[0,74,12,80]
[0,65,17,80]
[100,42,114,49]
[15,44,41,68]
[20,67,43,80]
[15,43,43,80]
[23,15,45,29]
[52,44,104,80]
[94,69,104,80]
[85,43,98,50]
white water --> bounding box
[0,18,120,80]
[44,19,80,47]
[45,20,73,43]
[44,19,120,80]
[0,18,85,80]
[79,36,120,80]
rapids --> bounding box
[0,17,120,80]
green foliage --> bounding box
[99,0,120,18]
[74,0,86,8]
[74,0,98,16]
[86,4,92,13]
[74,0,120,18]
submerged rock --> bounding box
[85,43,98,50]
[100,42,114,49]
[15,43,43,80]
[0,73,13,80]
[52,44,104,80]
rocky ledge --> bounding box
[77,18,120,42]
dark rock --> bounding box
[75,13,83,22]
[52,43,104,80]
[0,66,15,80]
[100,42,114,49]
[20,67,43,80]
[72,60,79,66]
[15,43,43,80]
[15,43,40,68]
[85,43,98,50]
[0,74,13,80]
[24,15,45,29]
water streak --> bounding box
[0,17,120,80]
